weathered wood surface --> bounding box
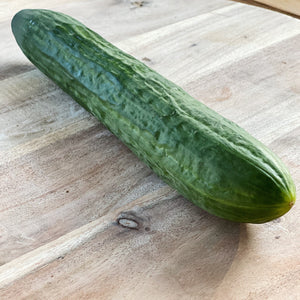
[0,0,299,299]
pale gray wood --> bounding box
[0,0,299,299]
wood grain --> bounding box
[0,187,242,299]
[0,0,299,299]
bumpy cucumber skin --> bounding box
[12,9,296,223]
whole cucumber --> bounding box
[12,9,296,223]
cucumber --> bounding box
[12,9,296,223]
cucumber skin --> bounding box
[11,9,296,223]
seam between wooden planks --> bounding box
[0,185,177,288]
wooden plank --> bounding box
[0,186,176,287]
[0,121,165,264]
[0,0,299,299]
[0,187,241,299]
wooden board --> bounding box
[0,1,299,299]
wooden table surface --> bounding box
[0,1,299,299]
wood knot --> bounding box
[116,210,150,231]
[118,218,139,229]
[130,0,148,9]
[142,57,151,62]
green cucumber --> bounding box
[12,9,296,223]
